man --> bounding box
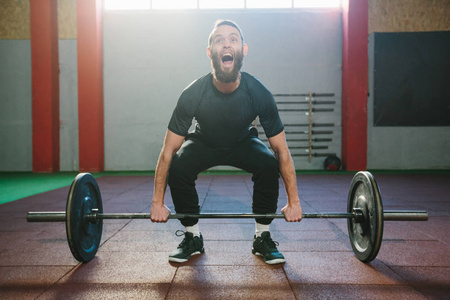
[150,20,302,264]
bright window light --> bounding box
[152,0,197,10]
[104,0,341,10]
[199,0,245,9]
[246,0,292,9]
[104,0,150,10]
[294,0,341,8]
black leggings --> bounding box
[168,133,280,226]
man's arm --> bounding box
[268,130,303,222]
[150,129,185,223]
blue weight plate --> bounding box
[66,173,103,263]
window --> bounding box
[153,0,197,10]
[199,0,244,9]
[104,0,341,10]
[246,0,292,9]
[294,0,341,8]
[104,0,150,10]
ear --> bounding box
[207,47,212,58]
[243,44,248,56]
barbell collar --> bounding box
[27,212,66,222]
[383,210,428,221]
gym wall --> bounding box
[102,10,342,170]
[0,0,79,171]
[367,0,450,169]
[1,0,449,172]
[0,2,342,171]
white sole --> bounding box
[168,250,202,263]
[253,251,285,265]
[264,258,286,265]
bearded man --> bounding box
[150,20,303,264]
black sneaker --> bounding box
[252,231,285,265]
[169,230,204,263]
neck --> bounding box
[212,72,241,94]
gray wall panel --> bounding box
[0,40,32,171]
[59,39,79,171]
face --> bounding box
[207,25,248,83]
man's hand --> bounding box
[150,203,171,223]
[281,202,303,222]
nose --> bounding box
[223,38,231,48]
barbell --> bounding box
[26,171,428,264]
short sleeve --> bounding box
[247,75,284,138]
[167,89,196,136]
[259,94,284,138]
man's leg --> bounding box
[168,136,214,226]
[227,136,285,264]
[167,136,215,262]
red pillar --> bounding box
[77,0,104,172]
[30,0,60,172]
[341,0,368,171]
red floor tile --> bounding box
[283,252,404,284]
[1,173,448,299]
[291,283,427,300]
[38,283,170,300]
[168,266,295,299]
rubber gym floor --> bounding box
[0,171,449,299]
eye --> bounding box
[215,38,224,44]
[231,37,238,43]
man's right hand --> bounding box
[150,203,171,223]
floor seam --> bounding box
[383,263,430,299]
[165,264,179,300]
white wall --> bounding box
[103,9,343,170]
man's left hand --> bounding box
[281,203,303,222]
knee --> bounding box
[255,153,279,176]
[168,154,182,175]
[168,154,185,184]
[168,154,198,187]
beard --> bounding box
[211,49,244,83]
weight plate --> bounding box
[66,173,103,263]
[347,171,383,262]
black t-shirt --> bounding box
[168,72,284,148]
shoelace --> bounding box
[175,230,191,249]
[261,234,279,249]
[175,230,186,237]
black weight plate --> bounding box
[66,173,103,263]
[347,171,383,262]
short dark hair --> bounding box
[208,20,245,47]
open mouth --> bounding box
[221,53,234,66]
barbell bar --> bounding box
[26,171,428,264]
[26,210,428,223]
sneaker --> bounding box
[169,230,204,263]
[252,231,285,265]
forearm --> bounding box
[150,147,177,223]
[151,130,185,207]
[278,150,300,205]
[152,150,173,205]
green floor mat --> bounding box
[0,172,95,205]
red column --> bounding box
[30,0,60,172]
[76,0,104,172]
[341,0,368,171]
